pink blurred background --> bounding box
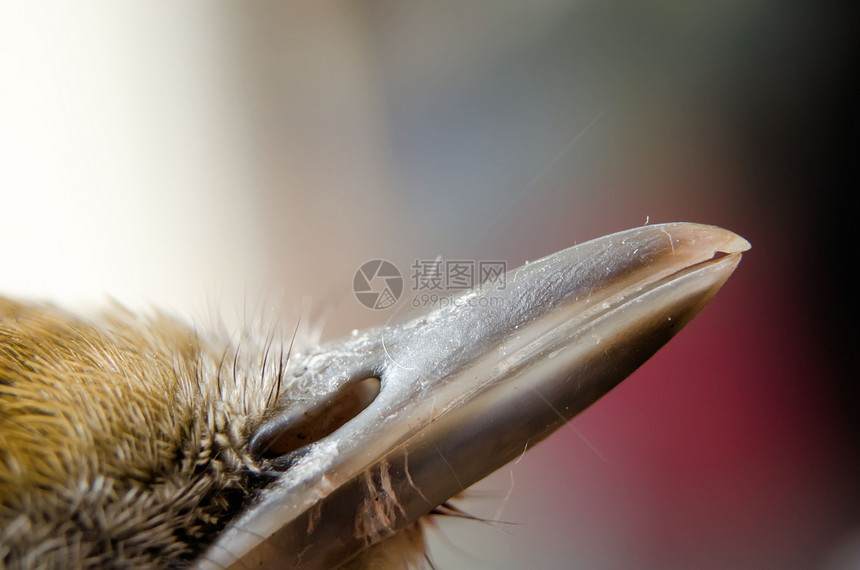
[2,2,857,568]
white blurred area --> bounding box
[0,4,267,323]
[2,2,857,569]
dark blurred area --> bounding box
[2,1,858,568]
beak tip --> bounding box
[719,230,752,255]
[680,222,751,254]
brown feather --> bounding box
[0,299,267,568]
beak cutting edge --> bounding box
[200,222,750,569]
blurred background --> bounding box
[1,2,857,568]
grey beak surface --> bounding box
[199,222,750,569]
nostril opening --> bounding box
[250,377,381,461]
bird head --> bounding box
[0,223,749,568]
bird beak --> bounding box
[199,222,750,569]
